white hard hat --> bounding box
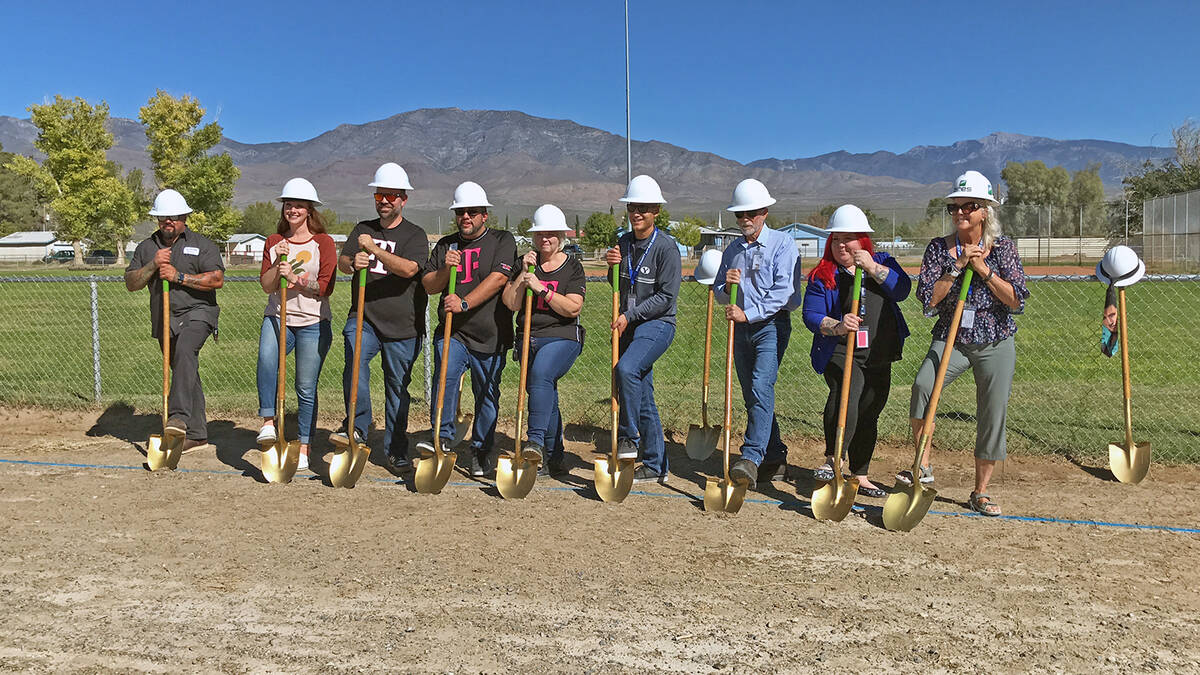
[448,181,492,210]
[368,162,414,190]
[694,249,723,285]
[1096,245,1145,287]
[148,189,192,217]
[726,178,777,212]
[826,204,874,233]
[946,170,998,203]
[278,177,322,205]
[618,174,667,204]
[528,204,571,232]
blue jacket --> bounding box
[801,252,912,374]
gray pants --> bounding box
[158,319,212,441]
[909,336,1015,462]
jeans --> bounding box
[432,337,506,453]
[520,337,582,461]
[158,319,213,441]
[256,317,332,445]
[733,312,791,466]
[342,319,420,458]
[615,319,675,475]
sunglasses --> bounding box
[946,202,983,215]
[454,207,487,217]
[734,209,763,219]
[156,216,185,223]
[626,204,658,214]
[374,192,405,203]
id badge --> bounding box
[750,249,763,272]
[961,309,976,330]
[856,327,869,349]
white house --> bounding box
[226,233,267,264]
[0,231,56,263]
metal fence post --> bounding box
[89,276,101,404]
[424,301,432,403]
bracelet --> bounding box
[983,268,995,283]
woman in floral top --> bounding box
[904,171,1029,516]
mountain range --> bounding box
[0,108,1174,223]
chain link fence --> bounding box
[2,270,1198,464]
[1144,188,1200,273]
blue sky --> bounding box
[2,0,1196,163]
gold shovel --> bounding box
[146,279,184,470]
[260,254,301,484]
[496,264,542,499]
[812,267,864,521]
[704,282,747,513]
[453,371,472,447]
[1108,285,1151,484]
[329,269,370,488]
[685,283,721,460]
[413,263,460,494]
[883,268,974,531]
[595,262,635,503]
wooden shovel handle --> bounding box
[701,287,714,428]
[1117,287,1135,448]
[160,279,170,430]
[432,266,458,456]
[346,268,367,440]
[610,261,620,461]
[833,267,863,477]
[276,254,288,421]
[515,264,535,462]
[722,284,738,481]
[918,268,974,440]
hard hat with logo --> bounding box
[1096,245,1145,287]
[528,204,571,232]
[148,189,193,217]
[278,177,322,204]
[618,174,667,204]
[448,181,492,210]
[726,178,777,212]
[826,204,874,233]
[694,249,723,285]
[368,162,414,190]
[946,170,998,203]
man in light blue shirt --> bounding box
[713,179,800,489]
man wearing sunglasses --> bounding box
[125,189,225,455]
[334,163,430,473]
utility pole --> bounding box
[625,0,631,184]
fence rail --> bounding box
[2,273,1198,464]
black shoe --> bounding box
[470,449,496,478]
[757,461,786,483]
[616,437,638,460]
[729,459,758,490]
[547,457,567,477]
[385,452,413,473]
[632,465,667,484]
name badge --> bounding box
[183,246,200,256]
[750,249,763,272]
[961,309,976,330]
[856,327,869,349]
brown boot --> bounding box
[181,438,211,455]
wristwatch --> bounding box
[460,299,469,312]
[176,271,185,284]
[948,264,962,279]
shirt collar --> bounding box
[737,224,777,251]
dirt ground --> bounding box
[2,405,1198,674]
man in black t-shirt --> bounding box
[334,163,429,472]
[421,181,517,477]
[125,189,225,454]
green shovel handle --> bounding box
[278,253,288,290]
[729,281,738,306]
[957,267,974,302]
[527,263,536,295]
[612,260,619,295]
[852,265,863,302]
[449,265,458,295]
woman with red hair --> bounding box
[801,205,910,497]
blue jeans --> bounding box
[256,317,332,445]
[616,319,675,475]
[432,337,506,453]
[520,337,582,461]
[733,312,791,465]
[341,319,420,457]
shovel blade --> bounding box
[593,456,634,503]
[1108,441,1151,484]
[882,483,938,531]
[260,440,301,484]
[496,453,540,500]
[413,445,457,494]
[811,478,859,522]
[453,414,473,446]
[703,477,747,514]
[328,443,371,488]
[146,433,183,471]
[684,425,721,461]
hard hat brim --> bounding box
[617,197,667,204]
[1096,259,1146,287]
[826,224,875,234]
[725,196,777,212]
[276,196,322,206]
[527,224,572,233]
[148,207,193,217]
[369,180,414,190]
[448,200,493,210]
[945,190,998,203]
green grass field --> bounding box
[2,268,1198,462]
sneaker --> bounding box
[330,429,366,447]
[522,442,545,464]
[297,453,309,471]
[470,449,496,478]
[758,461,786,483]
[729,459,758,490]
[616,438,638,460]
[895,465,935,487]
[632,464,667,484]
[165,417,187,437]
[180,438,211,455]
[385,453,413,473]
[256,424,277,444]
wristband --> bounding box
[545,288,555,303]
[983,268,995,283]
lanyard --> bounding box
[626,228,658,287]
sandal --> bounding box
[895,465,934,487]
[968,492,1002,517]
[856,482,887,498]
[813,462,834,482]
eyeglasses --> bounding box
[734,209,763,219]
[946,202,983,215]
[626,204,658,214]
[454,207,487,218]
[156,216,185,223]
[374,192,405,203]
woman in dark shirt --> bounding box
[905,171,1030,516]
[502,205,586,477]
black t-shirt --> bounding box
[126,228,223,339]
[513,255,587,343]
[423,228,518,353]
[341,218,429,340]
[831,271,900,367]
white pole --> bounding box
[625,0,631,184]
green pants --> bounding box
[909,336,1016,462]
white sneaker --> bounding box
[297,453,309,471]
[256,424,277,444]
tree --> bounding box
[139,90,240,241]
[239,201,279,235]
[1002,160,1070,206]
[581,212,617,251]
[91,165,148,265]
[654,207,671,230]
[0,142,41,237]
[5,96,138,264]
[670,216,702,248]
[1121,122,1200,234]
[516,217,533,235]
[318,208,355,235]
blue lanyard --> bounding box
[626,228,658,286]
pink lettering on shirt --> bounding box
[460,248,481,283]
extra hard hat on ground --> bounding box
[946,170,998,203]
[619,175,667,204]
[149,189,192,217]
[529,204,571,232]
[278,178,321,204]
[827,204,874,233]
[726,178,776,212]
[449,181,492,210]
[369,163,414,190]
[694,249,723,285]
[1096,245,1145,287]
